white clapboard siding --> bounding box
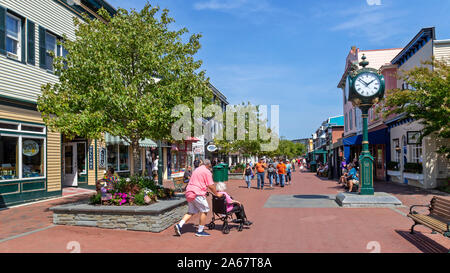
[434,40,450,63]
[0,0,80,102]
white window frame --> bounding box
[410,144,422,163]
[5,13,22,61]
[0,133,47,182]
[106,144,130,172]
[0,120,46,135]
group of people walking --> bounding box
[242,157,303,189]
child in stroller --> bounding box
[206,182,252,234]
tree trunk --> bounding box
[131,140,140,176]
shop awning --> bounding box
[343,128,390,163]
[104,133,157,148]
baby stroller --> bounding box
[205,193,244,234]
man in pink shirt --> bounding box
[174,159,221,237]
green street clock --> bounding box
[347,55,385,108]
[345,54,385,195]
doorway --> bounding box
[62,142,87,187]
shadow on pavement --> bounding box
[395,230,449,253]
[293,195,334,200]
[43,194,93,212]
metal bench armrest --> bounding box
[409,204,430,214]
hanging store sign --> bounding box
[89,146,94,170]
[23,140,39,156]
[207,145,218,152]
[99,147,106,168]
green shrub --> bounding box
[133,191,146,206]
[89,193,102,205]
[387,161,399,171]
[404,163,423,174]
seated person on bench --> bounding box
[215,182,252,226]
[347,164,359,192]
[339,167,348,185]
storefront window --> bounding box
[77,142,86,174]
[119,145,129,171]
[107,144,118,170]
[0,136,19,180]
[22,138,44,178]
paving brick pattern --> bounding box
[0,171,449,253]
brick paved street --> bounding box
[1,171,449,253]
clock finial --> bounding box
[359,54,369,68]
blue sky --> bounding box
[106,0,450,140]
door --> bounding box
[63,143,78,187]
[375,145,385,180]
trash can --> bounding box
[220,163,229,182]
[310,161,317,173]
[213,165,224,182]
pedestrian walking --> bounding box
[242,163,253,189]
[267,163,276,188]
[174,159,221,237]
[273,158,279,185]
[276,161,287,187]
[254,158,267,189]
[291,159,296,172]
[286,160,292,185]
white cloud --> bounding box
[194,0,248,11]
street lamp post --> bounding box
[158,140,163,186]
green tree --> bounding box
[383,58,450,158]
[37,3,212,175]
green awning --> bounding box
[105,133,157,148]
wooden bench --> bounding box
[408,196,450,239]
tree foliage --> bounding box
[383,58,450,158]
[37,3,212,174]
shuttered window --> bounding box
[39,25,46,68]
[27,20,35,65]
[0,6,5,55]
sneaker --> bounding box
[195,231,211,237]
[174,224,182,236]
[244,221,253,226]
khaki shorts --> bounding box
[188,195,210,214]
[350,179,359,185]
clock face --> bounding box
[354,72,381,97]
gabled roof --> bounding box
[391,27,435,66]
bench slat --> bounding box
[430,210,450,221]
[432,197,450,207]
[408,214,447,232]
[431,203,450,213]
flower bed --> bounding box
[50,197,187,233]
[91,175,175,206]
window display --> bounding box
[107,144,118,169]
[22,138,44,178]
[119,145,129,171]
[0,136,18,180]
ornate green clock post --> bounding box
[346,55,385,195]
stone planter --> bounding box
[50,197,187,233]
[387,170,402,183]
[403,172,424,186]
